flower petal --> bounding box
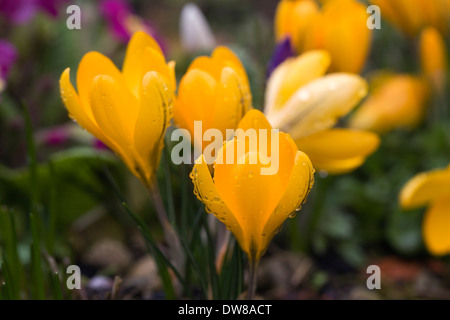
[133,71,173,185]
[173,68,217,151]
[419,27,448,93]
[211,46,252,111]
[264,50,331,115]
[400,166,450,210]
[76,51,127,116]
[190,154,245,250]
[349,74,428,134]
[294,128,379,173]
[211,67,248,138]
[213,132,296,260]
[89,75,137,172]
[122,31,174,97]
[321,0,371,73]
[261,150,314,251]
[268,73,368,140]
[423,196,450,256]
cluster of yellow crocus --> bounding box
[173,46,252,152]
[190,109,314,262]
[264,50,380,174]
[275,0,371,73]
[400,165,450,255]
[59,31,175,188]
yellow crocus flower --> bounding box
[419,27,448,94]
[174,46,252,152]
[275,0,319,53]
[264,50,380,175]
[399,165,450,255]
[370,0,449,37]
[190,109,314,264]
[275,0,371,73]
[349,73,429,134]
[59,31,176,188]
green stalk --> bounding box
[246,258,260,300]
[30,213,45,300]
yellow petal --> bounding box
[213,132,296,260]
[76,51,127,116]
[268,73,368,140]
[210,67,249,138]
[264,50,331,114]
[190,154,245,250]
[419,27,448,93]
[275,0,319,52]
[122,31,174,97]
[133,71,173,185]
[423,196,450,256]
[321,0,371,73]
[349,74,428,134]
[399,166,450,210]
[295,128,380,174]
[60,68,126,159]
[89,75,137,173]
[262,150,314,251]
[211,46,252,111]
[173,69,217,150]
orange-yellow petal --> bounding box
[295,128,379,174]
[399,166,450,210]
[349,74,428,134]
[419,27,448,93]
[264,50,331,114]
[423,196,450,256]
[261,150,314,251]
[133,71,173,185]
[76,51,127,116]
[321,0,371,73]
[268,73,368,140]
[122,31,174,97]
[173,69,218,150]
[190,154,245,249]
[213,132,296,260]
[275,0,320,53]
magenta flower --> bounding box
[0,40,17,97]
[0,0,68,24]
[99,0,166,53]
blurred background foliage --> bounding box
[0,0,449,300]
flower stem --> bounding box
[247,259,260,300]
[147,181,185,280]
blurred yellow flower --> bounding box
[190,109,314,262]
[264,50,380,174]
[419,26,448,94]
[399,165,450,255]
[59,31,176,188]
[174,46,252,152]
[370,0,450,37]
[275,0,371,73]
[349,73,429,134]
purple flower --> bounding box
[266,36,295,78]
[0,40,17,99]
[99,0,166,53]
[37,0,68,17]
[0,40,17,79]
[0,0,36,24]
[0,0,67,24]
